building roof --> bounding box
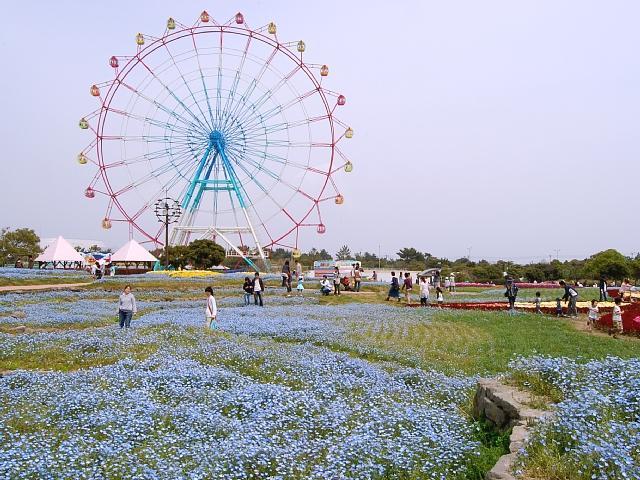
[111,239,158,263]
[35,236,86,263]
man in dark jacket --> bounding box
[598,276,608,302]
[559,280,579,317]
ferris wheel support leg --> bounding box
[211,228,260,272]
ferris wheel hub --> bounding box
[209,130,226,152]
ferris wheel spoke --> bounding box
[105,106,202,139]
[220,34,252,130]
[190,32,217,130]
[238,88,320,136]
[104,143,198,168]
[221,45,280,128]
[231,65,303,128]
[160,44,214,132]
[228,149,304,197]
[242,114,329,139]
[238,145,327,175]
[119,81,209,136]
[113,153,197,196]
[137,58,211,134]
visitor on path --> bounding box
[242,276,253,306]
[320,275,332,295]
[620,278,633,301]
[281,260,292,293]
[402,272,413,304]
[559,280,578,317]
[555,297,563,317]
[419,277,430,306]
[372,271,378,282]
[436,286,444,307]
[295,261,302,280]
[118,285,137,329]
[204,286,217,329]
[504,277,518,311]
[587,299,599,332]
[386,272,401,302]
[450,275,456,292]
[252,272,265,306]
[341,275,352,291]
[444,277,451,291]
[110,264,116,277]
[353,264,362,292]
[610,297,623,338]
[598,276,608,302]
[333,266,341,295]
[296,276,304,296]
[534,291,542,314]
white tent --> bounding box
[111,239,158,263]
[35,236,85,264]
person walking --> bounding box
[333,266,341,295]
[353,264,362,292]
[118,285,137,329]
[559,280,579,317]
[610,297,623,338]
[419,277,430,306]
[598,276,608,302]
[242,276,253,306]
[534,291,542,314]
[504,276,519,311]
[402,272,413,304]
[252,272,265,306]
[587,299,599,332]
[281,261,291,289]
[372,270,378,282]
[436,286,444,307]
[385,271,401,302]
[295,261,303,280]
[204,286,217,329]
[296,276,305,296]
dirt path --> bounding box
[566,315,639,342]
[0,282,93,293]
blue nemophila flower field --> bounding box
[1,283,638,479]
[510,356,640,479]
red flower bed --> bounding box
[452,282,496,288]
[514,282,559,289]
[597,302,640,333]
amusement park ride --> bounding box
[78,11,353,271]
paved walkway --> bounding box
[0,282,93,293]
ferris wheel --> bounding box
[78,11,353,269]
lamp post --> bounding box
[154,196,181,268]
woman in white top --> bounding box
[419,277,430,307]
[611,297,623,338]
[204,286,217,329]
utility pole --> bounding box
[554,249,560,261]
[467,246,472,261]
[154,196,181,268]
[378,244,381,269]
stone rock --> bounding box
[9,325,27,334]
[484,397,508,429]
[485,453,517,480]
[10,311,26,319]
[509,424,529,453]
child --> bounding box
[320,275,332,295]
[296,276,304,296]
[419,277,430,307]
[242,277,253,306]
[534,291,542,314]
[555,297,563,317]
[205,286,217,329]
[610,297,623,338]
[436,286,444,308]
[587,299,599,332]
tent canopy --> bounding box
[35,236,85,263]
[111,239,158,263]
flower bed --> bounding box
[509,356,640,480]
[598,302,640,333]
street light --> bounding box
[154,196,181,268]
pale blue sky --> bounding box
[1,1,639,261]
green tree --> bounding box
[335,245,351,260]
[584,249,630,281]
[187,239,225,269]
[0,227,41,264]
[396,247,426,266]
